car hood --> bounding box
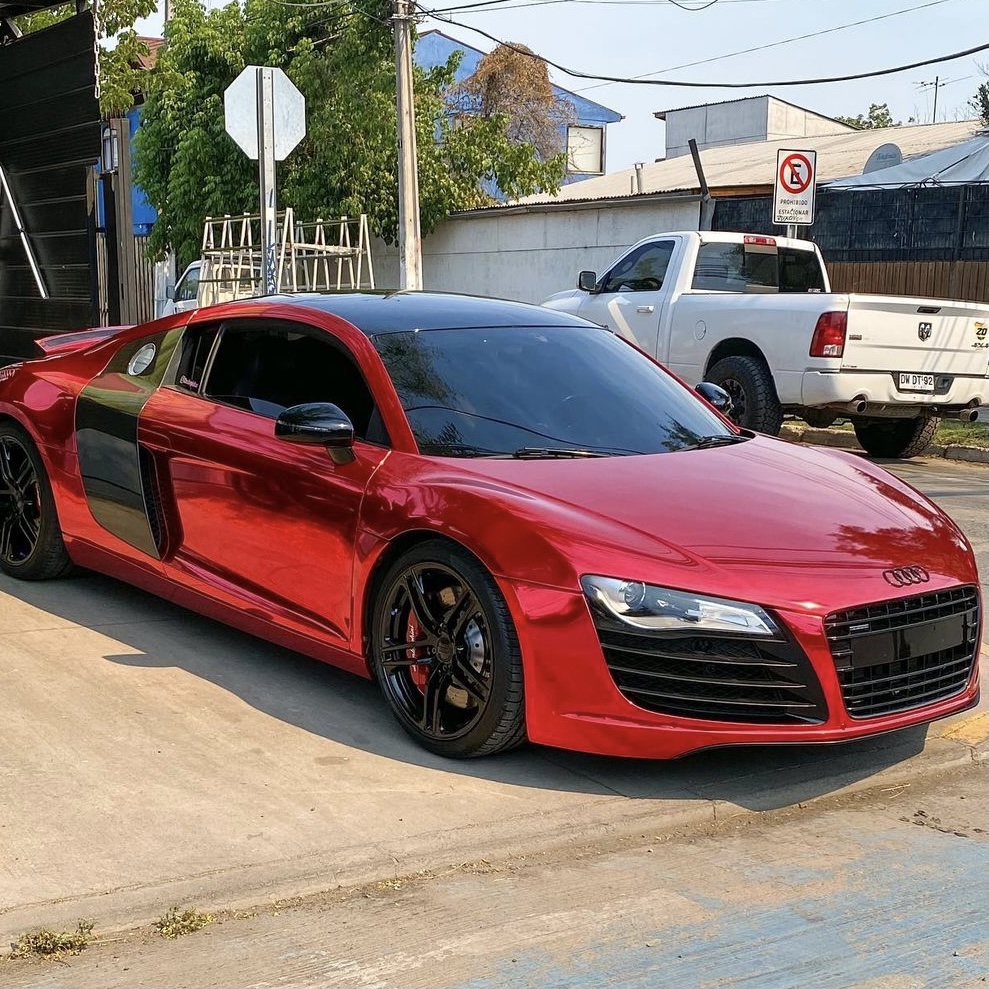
[433,435,975,615]
[540,289,583,311]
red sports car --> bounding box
[0,292,981,759]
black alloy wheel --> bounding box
[0,423,73,580]
[370,541,526,758]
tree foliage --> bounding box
[15,0,158,115]
[134,0,566,265]
[835,102,899,130]
[451,43,574,160]
[969,83,989,126]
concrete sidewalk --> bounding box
[1,572,986,945]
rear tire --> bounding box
[706,355,783,435]
[853,416,940,459]
[0,422,74,580]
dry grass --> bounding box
[153,906,214,939]
[9,920,95,959]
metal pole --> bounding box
[932,75,939,123]
[786,224,799,240]
[393,0,423,290]
[257,66,278,296]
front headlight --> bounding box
[580,575,781,638]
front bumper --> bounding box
[505,582,982,759]
[801,370,988,412]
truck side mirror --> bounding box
[577,270,598,293]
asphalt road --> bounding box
[0,453,985,981]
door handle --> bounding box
[636,305,655,314]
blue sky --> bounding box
[136,0,987,172]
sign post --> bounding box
[224,66,306,295]
[773,149,817,239]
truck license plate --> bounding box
[898,372,935,393]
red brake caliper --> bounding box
[406,614,430,692]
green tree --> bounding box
[134,0,566,265]
[969,82,989,126]
[835,102,899,130]
[15,0,158,115]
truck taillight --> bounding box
[743,235,776,247]
[810,312,847,358]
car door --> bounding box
[577,239,677,357]
[138,316,390,648]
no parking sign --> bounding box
[773,149,817,226]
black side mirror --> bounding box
[577,270,598,293]
[695,382,734,417]
[276,402,355,464]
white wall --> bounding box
[371,197,700,304]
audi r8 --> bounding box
[0,292,981,758]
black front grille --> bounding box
[825,585,980,719]
[592,616,827,725]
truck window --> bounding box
[600,240,675,293]
[778,248,826,292]
[691,243,825,293]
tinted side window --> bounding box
[691,243,777,292]
[779,248,826,292]
[600,241,675,293]
[202,322,381,440]
[175,325,220,393]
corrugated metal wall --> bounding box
[714,185,989,263]
[0,12,100,363]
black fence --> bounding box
[0,12,100,363]
[713,184,989,264]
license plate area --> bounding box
[849,614,965,668]
[898,372,935,393]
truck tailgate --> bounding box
[842,295,989,377]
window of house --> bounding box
[192,320,385,443]
[599,241,675,294]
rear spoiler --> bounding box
[34,325,134,357]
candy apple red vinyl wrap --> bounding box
[0,294,981,759]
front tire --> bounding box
[853,416,940,459]
[369,540,526,759]
[706,355,783,434]
[0,422,74,580]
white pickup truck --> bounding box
[543,231,989,458]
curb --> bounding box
[780,424,989,463]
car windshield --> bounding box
[372,324,735,458]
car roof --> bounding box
[262,291,594,335]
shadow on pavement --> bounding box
[4,569,932,813]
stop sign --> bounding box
[224,66,306,161]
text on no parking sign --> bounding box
[773,149,817,226]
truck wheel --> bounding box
[853,416,940,459]
[706,356,783,435]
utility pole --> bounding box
[393,0,423,290]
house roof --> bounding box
[510,120,983,207]
[416,29,623,125]
[134,36,165,71]
[652,93,854,132]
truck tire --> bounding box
[853,416,940,459]
[706,356,783,435]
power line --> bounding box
[419,4,988,90]
[572,0,963,92]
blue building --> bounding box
[415,29,623,189]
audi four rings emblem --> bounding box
[882,565,931,587]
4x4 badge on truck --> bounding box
[918,321,933,341]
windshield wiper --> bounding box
[680,434,750,451]
[511,446,614,459]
